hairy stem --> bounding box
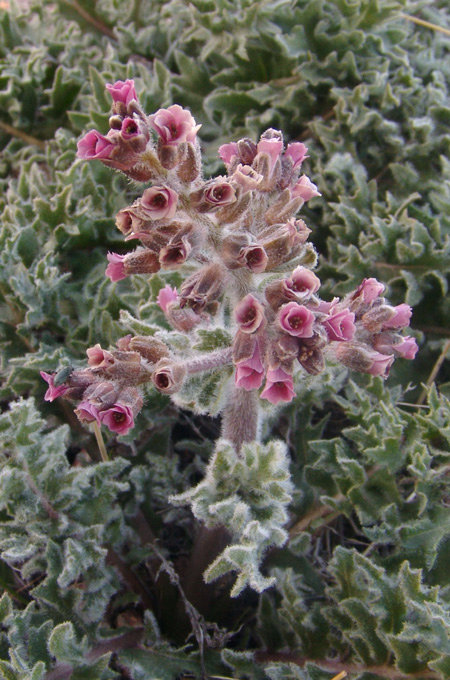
[221,385,259,453]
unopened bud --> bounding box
[179,262,226,312]
[237,138,257,165]
[176,142,201,182]
[297,345,325,375]
[128,336,170,363]
[264,191,304,225]
[159,143,179,169]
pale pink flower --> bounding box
[323,309,356,342]
[100,403,135,435]
[287,266,320,296]
[149,104,201,145]
[235,341,265,390]
[260,367,296,404]
[237,244,268,273]
[105,79,137,106]
[284,142,308,168]
[256,138,283,171]
[77,130,115,160]
[75,400,101,423]
[204,181,236,207]
[105,252,127,282]
[366,351,395,378]
[278,302,315,338]
[218,142,239,165]
[291,175,321,201]
[157,285,179,313]
[140,186,178,220]
[86,344,115,368]
[383,303,412,329]
[40,372,69,402]
[232,164,264,191]
[392,336,418,360]
[235,294,265,334]
[351,278,385,304]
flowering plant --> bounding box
[43,80,417,592]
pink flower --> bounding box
[204,181,236,207]
[375,334,418,360]
[157,284,179,313]
[323,309,356,342]
[392,336,418,360]
[291,175,321,201]
[257,138,283,171]
[366,351,395,378]
[86,344,115,368]
[284,142,308,168]
[77,130,115,160]
[278,302,315,338]
[75,400,101,423]
[218,142,239,165]
[232,164,264,191]
[105,79,137,106]
[40,371,69,402]
[383,304,412,329]
[237,244,268,273]
[235,341,265,390]
[287,266,320,296]
[140,186,178,220]
[100,403,135,435]
[105,252,127,282]
[351,278,385,304]
[235,294,265,334]
[120,117,141,140]
[260,366,296,404]
[149,104,201,145]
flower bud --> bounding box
[297,345,324,375]
[128,336,170,363]
[105,248,161,281]
[179,262,226,312]
[176,141,201,182]
[264,190,304,225]
[86,344,115,368]
[152,358,186,394]
[237,138,258,165]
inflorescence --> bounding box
[42,80,418,436]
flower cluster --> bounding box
[44,80,417,434]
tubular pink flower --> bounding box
[77,130,115,160]
[157,285,179,313]
[287,266,321,296]
[40,372,69,402]
[105,252,127,281]
[140,186,178,220]
[105,79,137,106]
[235,341,265,390]
[86,344,115,368]
[257,138,283,172]
[218,142,239,165]
[235,294,265,334]
[284,142,308,168]
[383,303,412,329]
[100,403,135,435]
[323,309,356,342]
[260,367,296,405]
[75,400,101,423]
[351,277,385,304]
[149,104,201,145]
[291,175,321,201]
[366,351,395,378]
[392,336,418,360]
[278,302,315,338]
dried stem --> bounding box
[60,0,115,39]
[417,338,450,405]
[92,421,109,462]
[401,13,450,37]
[0,120,46,150]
